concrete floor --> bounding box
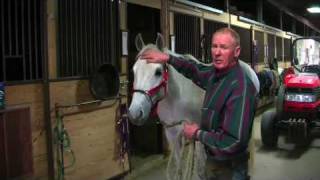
[124,109,320,180]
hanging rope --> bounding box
[54,109,76,180]
[165,122,200,180]
[115,103,130,168]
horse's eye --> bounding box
[155,68,162,77]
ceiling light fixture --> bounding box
[307,6,320,13]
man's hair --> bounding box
[213,28,240,46]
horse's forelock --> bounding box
[136,44,160,59]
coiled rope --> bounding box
[165,123,200,180]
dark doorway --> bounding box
[127,3,163,155]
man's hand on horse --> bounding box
[183,122,200,140]
[140,49,169,63]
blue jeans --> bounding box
[205,158,249,180]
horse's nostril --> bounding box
[137,110,143,119]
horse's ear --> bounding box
[135,33,145,51]
[156,33,165,51]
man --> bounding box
[140,28,256,180]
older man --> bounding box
[140,28,256,180]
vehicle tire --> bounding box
[276,85,285,120]
[261,109,278,148]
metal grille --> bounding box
[0,0,43,82]
[254,31,264,63]
[284,38,291,62]
[174,13,201,60]
[267,34,275,62]
[57,0,119,78]
[276,36,283,60]
[203,19,227,63]
[232,26,251,63]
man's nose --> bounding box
[213,48,221,56]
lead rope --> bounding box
[165,122,197,180]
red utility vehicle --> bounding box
[261,37,320,147]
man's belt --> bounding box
[205,147,250,163]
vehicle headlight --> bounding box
[285,93,316,102]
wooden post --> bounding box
[161,0,169,47]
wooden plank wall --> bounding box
[50,80,129,180]
[6,84,48,179]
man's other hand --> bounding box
[139,49,169,63]
[183,122,199,140]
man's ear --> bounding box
[234,46,241,58]
[135,33,145,51]
[155,33,165,51]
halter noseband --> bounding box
[133,64,169,106]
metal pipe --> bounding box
[74,0,79,76]
[65,0,70,76]
[78,0,83,75]
[56,95,124,109]
[15,0,19,55]
[84,0,89,75]
[1,0,5,81]
[69,0,74,76]
[34,0,39,79]
[8,0,12,55]
[21,0,26,80]
[92,0,97,71]
[28,0,33,79]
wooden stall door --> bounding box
[0,107,33,179]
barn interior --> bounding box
[1,0,320,180]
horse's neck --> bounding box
[157,65,204,124]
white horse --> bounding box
[128,33,260,179]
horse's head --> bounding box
[128,33,168,126]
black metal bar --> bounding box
[2,0,6,81]
[110,0,115,66]
[106,1,110,65]
[34,0,39,79]
[65,0,70,76]
[84,0,89,75]
[15,0,19,55]
[21,0,26,80]
[97,0,102,67]
[28,0,33,79]
[8,0,12,55]
[100,0,105,66]
[74,0,79,76]
[92,0,97,71]
[89,0,94,74]
[97,0,102,66]
[79,0,84,75]
[70,0,74,76]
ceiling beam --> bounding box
[267,0,320,33]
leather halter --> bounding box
[132,64,169,106]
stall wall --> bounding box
[6,84,48,179]
[50,80,129,180]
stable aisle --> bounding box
[124,109,320,180]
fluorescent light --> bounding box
[176,0,223,14]
[307,7,320,13]
[238,16,264,27]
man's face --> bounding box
[211,33,240,70]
